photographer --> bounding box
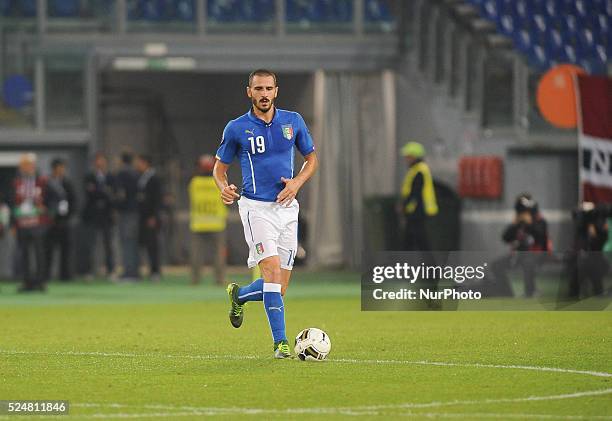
[566,202,609,298]
[491,193,549,297]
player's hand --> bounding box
[277,177,300,206]
[221,184,240,205]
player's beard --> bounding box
[252,97,274,114]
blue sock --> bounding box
[237,278,264,304]
[263,283,286,343]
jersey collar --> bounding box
[248,106,278,126]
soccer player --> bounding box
[213,69,318,359]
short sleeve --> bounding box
[215,123,239,164]
[294,113,315,156]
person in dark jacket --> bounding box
[115,152,140,281]
[9,153,49,292]
[491,193,549,297]
[82,153,116,279]
[565,202,609,298]
[135,154,162,281]
[44,158,77,281]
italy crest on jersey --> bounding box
[282,124,293,140]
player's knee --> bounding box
[259,259,282,283]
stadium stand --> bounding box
[0,0,393,25]
[464,0,611,74]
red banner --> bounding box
[577,74,612,203]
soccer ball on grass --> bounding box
[294,327,331,361]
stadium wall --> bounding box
[395,55,577,254]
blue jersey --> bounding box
[215,108,315,202]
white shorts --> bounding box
[238,196,299,270]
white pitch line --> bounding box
[335,388,612,411]
[395,412,612,420]
[1,349,611,379]
[2,390,612,419]
[332,358,612,379]
[71,388,612,413]
[2,412,612,420]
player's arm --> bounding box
[213,159,240,205]
[277,151,318,206]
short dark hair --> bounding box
[248,69,277,87]
[121,152,133,165]
[51,158,65,170]
[137,154,152,165]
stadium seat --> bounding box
[366,0,392,22]
[241,0,274,22]
[174,0,195,22]
[528,45,550,71]
[498,14,514,36]
[463,0,611,73]
[0,0,11,16]
[20,0,36,17]
[49,0,80,17]
[208,0,242,23]
[129,0,191,21]
[2,74,33,109]
[513,29,533,54]
[286,0,355,24]
[545,28,566,60]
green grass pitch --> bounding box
[1,271,611,420]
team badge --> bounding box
[256,242,265,255]
[281,124,293,140]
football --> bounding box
[294,328,331,361]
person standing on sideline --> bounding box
[214,69,318,359]
[189,154,228,285]
[400,142,438,252]
[115,152,140,281]
[82,153,116,280]
[9,153,49,292]
[135,154,162,281]
[44,158,77,281]
[491,193,549,297]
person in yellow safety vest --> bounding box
[189,155,228,285]
[400,141,438,251]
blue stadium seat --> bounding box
[286,0,355,24]
[2,75,33,109]
[173,0,194,21]
[464,0,611,73]
[572,0,592,20]
[365,0,392,23]
[286,0,309,23]
[544,28,566,60]
[129,0,192,21]
[562,44,578,63]
[49,0,80,17]
[0,0,12,16]
[241,0,274,22]
[20,0,36,17]
[528,44,550,71]
[314,0,351,23]
[577,28,597,56]
[513,29,533,54]
[208,0,242,23]
[592,14,609,36]
[511,0,531,22]
[542,0,560,18]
